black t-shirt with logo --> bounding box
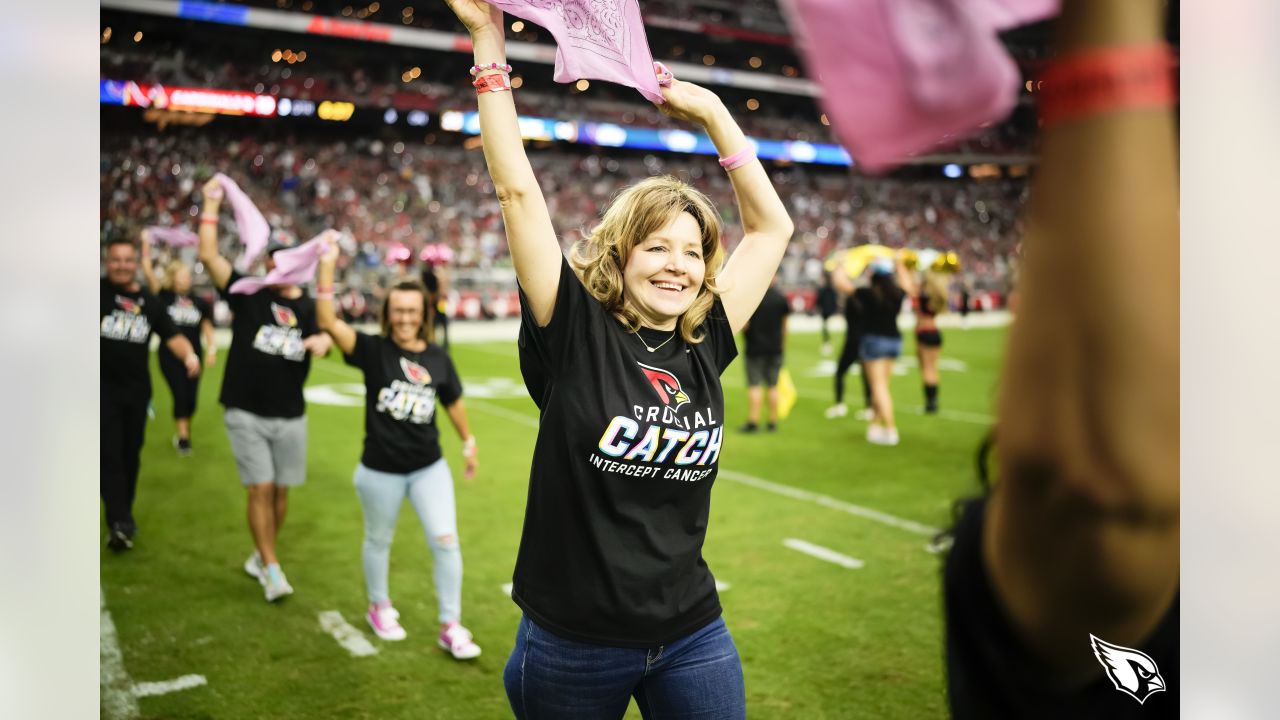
[218,271,317,419]
[945,497,1179,718]
[157,290,211,359]
[344,332,462,474]
[743,286,789,357]
[853,285,906,338]
[513,256,738,648]
[101,278,180,400]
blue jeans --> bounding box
[353,460,462,623]
[504,614,746,719]
[860,333,903,360]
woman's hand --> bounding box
[204,346,218,368]
[201,177,224,204]
[654,65,726,127]
[444,0,503,37]
[319,233,342,266]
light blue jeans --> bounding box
[353,460,462,623]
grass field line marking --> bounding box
[783,538,865,569]
[101,587,141,720]
[467,399,541,429]
[717,470,940,536]
[132,675,207,698]
[318,611,379,657]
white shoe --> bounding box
[866,425,900,446]
[367,602,407,641]
[261,564,294,602]
[854,408,876,421]
[244,551,264,581]
[438,622,482,660]
[824,403,848,419]
[821,343,832,356]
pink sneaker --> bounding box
[438,621,482,660]
[366,601,406,641]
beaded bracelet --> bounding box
[470,62,512,77]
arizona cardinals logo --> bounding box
[115,295,142,314]
[1090,634,1166,705]
[638,362,691,410]
[270,302,298,327]
[399,357,432,385]
[175,296,193,308]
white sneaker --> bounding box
[367,602,407,641]
[244,551,264,581]
[438,622,482,660]
[854,408,876,421]
[261,564,294,602]
[866,425,900,446]
[824,403,848,419]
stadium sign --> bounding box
[101,80,277,117]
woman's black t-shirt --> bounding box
[513,256,737,647]
[344,332,462,474]
[218,271,317,418]
[945,497,1179,719]
[101,279,180,401]
[157,290,211,359]
[853,285,906,338]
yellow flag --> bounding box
[777,368,798,419]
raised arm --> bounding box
[987,0,1178,673]
[894,255,918,298]
[443,399,478,481]
[197,178,233,291]
[139,231,161,295]
[315,241,357,356]
[445,0,561,326]
[657,82,793,332]
[830,266,856,296]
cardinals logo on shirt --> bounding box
[638,362,690,410]
[1090,634,1166,704]
[270,302,298,327]
[115,295,143,314]
[399,357,432,386]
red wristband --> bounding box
[1038,44,1177,128]
[473,73,511,95]
[200,217,218,225]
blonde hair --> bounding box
[923,271,950,315]
[569,176,725,344]
[163,260,190,292]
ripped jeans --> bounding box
[353,460,462,623]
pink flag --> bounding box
[145,226,198,247]
[213,172,270,263]
[487,0,664,104]
[228,230,336,295]
[780,0,1058,173]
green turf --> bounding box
[101,325,1005,719]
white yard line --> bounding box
[132,675,207,698]
[717,470,940,536]
[317,611,379,657]
[101,588,140,720]
[782,539,865,569]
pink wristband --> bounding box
[718,147,756,171]
[316,291,335,301]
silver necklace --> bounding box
[634,328,677,353]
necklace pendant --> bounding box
[647,347,655,352]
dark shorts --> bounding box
[916,329,943,348]
[745,354,783,387]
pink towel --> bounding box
[487,0,664,104]
[781,0,1058,173]
[145,226,198,247]
[228,230,335,295]
[213,172,270,264]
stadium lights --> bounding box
[271,50,282,62]
[703,55,715,66]
[512,20,524,32]
[575,80,590,91]
[102,26,112,43]
[746,99,760,111]
[943,163,964,179]
[749,57,762,69]
[820,114,830,126]
[133,31,143,42]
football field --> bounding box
[101,322,1006,719]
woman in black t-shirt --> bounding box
[140,235,216,455]
[854,256,915,446]
[448,0,793,715]
[316,246,482,661]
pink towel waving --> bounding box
[780,0,1058,173]
[228,230,337,295]
[486,0,664,104]
[145,226,198,247]
[213,172,270,264]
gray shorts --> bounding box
[223,407,307,487]
[745,354,783,387]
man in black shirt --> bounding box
[198,178,332,602]
[101,237,200,551]
[740,276,789,432]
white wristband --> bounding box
[462,436,477,454]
